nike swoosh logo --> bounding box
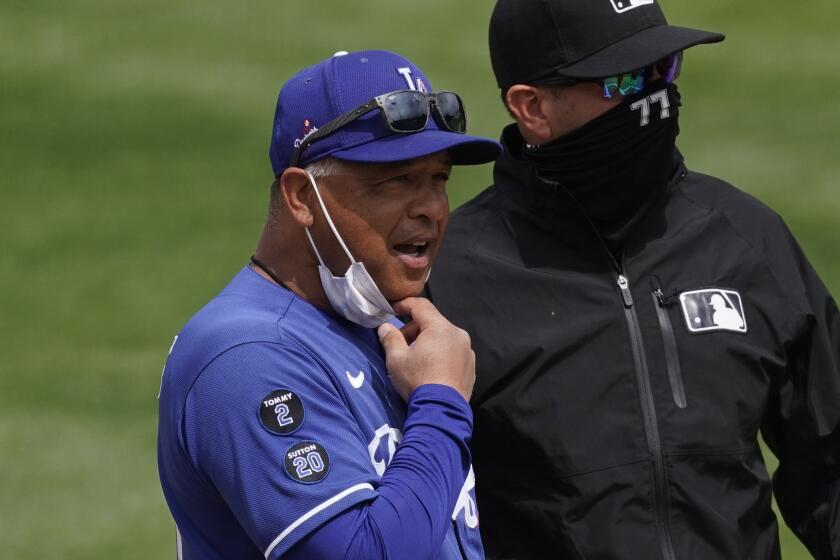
[346,370,365,389]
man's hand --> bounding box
[377,297,475,403]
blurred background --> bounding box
[1,0,837,557]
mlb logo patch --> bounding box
[679,289,747,334]
[609,0,655,14]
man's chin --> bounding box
[382,278,429,304]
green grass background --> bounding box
[1,0,837,557]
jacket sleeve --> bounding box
[284,384,474,560]
[760,223,840,559]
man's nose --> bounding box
[407,183,449,222]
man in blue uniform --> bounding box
[157,50,501,559]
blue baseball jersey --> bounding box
[157,266,482,559]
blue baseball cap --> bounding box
[269,50,502,176]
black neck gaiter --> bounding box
[522,81,682,255]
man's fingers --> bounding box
[391,297,443,329]
[378,323,408,355]
[400,321,421,344]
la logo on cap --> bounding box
[609,0,655,14]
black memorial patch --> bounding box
[258,389,304,435]
[284,441,330,484]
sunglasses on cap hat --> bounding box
[543,51,683,99]
[290,89,467,168]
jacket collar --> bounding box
[492,124,687,255]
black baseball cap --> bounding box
[489,0,725,88]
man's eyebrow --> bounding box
[367,162,410,173]
[360,156,452,175]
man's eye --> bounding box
[378,175,411,187]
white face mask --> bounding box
[303,171,397,328]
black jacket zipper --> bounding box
[652,289,687,409]
[534,166,682,560]
[617,275,676,560]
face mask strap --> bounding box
[305,170,358,265]
[303,228,328,267]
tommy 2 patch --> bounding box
[259,389,305,435]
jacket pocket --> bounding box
[652,289,687,408]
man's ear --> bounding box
[506,85,553,145]
[279,168,315,227]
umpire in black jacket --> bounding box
[428,0,840,558]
